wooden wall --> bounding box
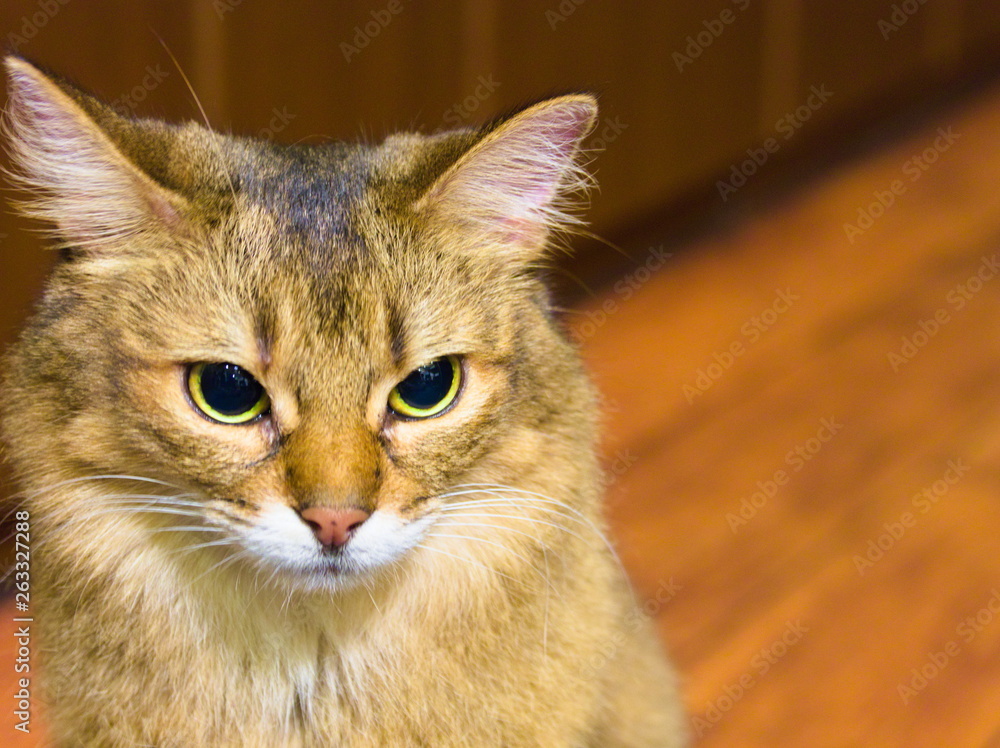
[0,0,998,502]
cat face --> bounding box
[99,201,545,588]
[2,58,599,591]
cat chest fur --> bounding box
[34,525,615,746]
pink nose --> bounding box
[299,506,371,548]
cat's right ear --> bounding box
[3,57,194,250]
[414,94,597,263]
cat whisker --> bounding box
[446,484,616,542]
[170,537,242,555]
[438,484,627,578]
[1,492,205,549]
[62,493,203,510]
[15,497,219,560]
[440,499,600,542]
[362,578,383,616]
[428,530,561,599]
[436,508,591,545]
[423,532,557,595]
[277,582,298,616]
[58,504,211,523]
[432,518,545,542]
[149,525,228,535]
[412,542,525,586]
[18,501,207,543]
[11,474,190,502]
[259,560,288,596]
[186,545,255,588]
[153,36,239,203]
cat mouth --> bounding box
[233,505,432,587]
[310,552,356,576]
[262,552,369,591]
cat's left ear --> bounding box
[414,94,597,261]
[3,56,195,251]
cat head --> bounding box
[1,58,601,592]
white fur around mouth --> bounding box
[236,504,433,586]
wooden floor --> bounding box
[577,80,1000,746]
[3,81,1000,746]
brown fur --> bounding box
[1,57,686,746]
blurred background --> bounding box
[1,1,1000,745]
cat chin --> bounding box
[269,561,377,594]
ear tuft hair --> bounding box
[415,94,597,261]
[2,56,190,250]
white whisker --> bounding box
[414,542,521,586]
[437,508,590,544]
[171,538,241,554]
[435,484,626,578]
[149,525,227,535]
[425,531,557,594]
[12,474,188,502]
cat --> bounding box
[1,56,687,747]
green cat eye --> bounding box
[388,355,462,419]
[188,362,270,425]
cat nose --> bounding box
[299,506,371,548]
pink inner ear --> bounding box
[6,60,192,247]
[495,215,548,247]
[417,96,596,257]
[141,181,184,231]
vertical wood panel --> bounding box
[458,0,498,94]
[922,0,965,73]
[759,0,803,132]
[799,2,930,122]
[189,0,230,124]
[963,0,1000,58]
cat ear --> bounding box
[415,94,597,260]
[3,56,193,250]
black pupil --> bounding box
[396,358,454,410]
[199,363,264,416]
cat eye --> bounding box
[187,362,270,425]
[388,355,462,419]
